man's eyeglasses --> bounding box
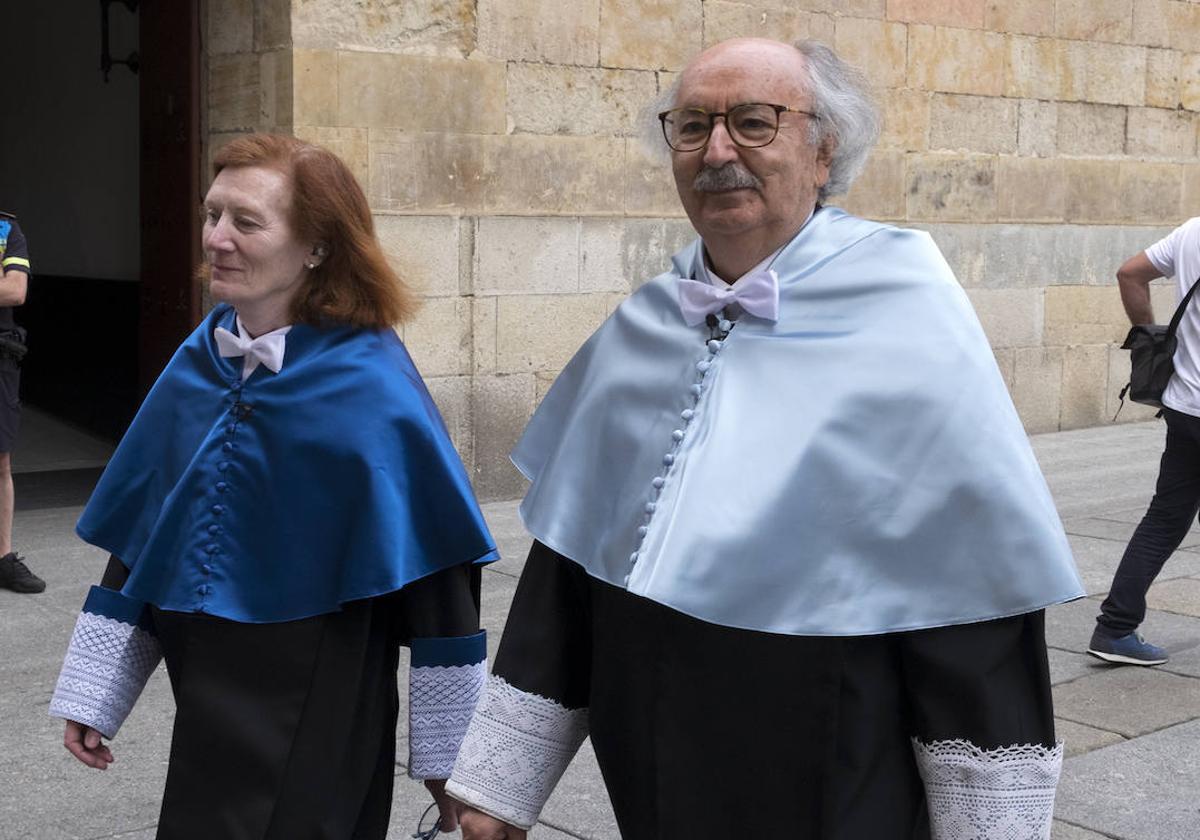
[658,102,819,152]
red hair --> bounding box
[211,133,417,328]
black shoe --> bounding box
[0,552,45,593]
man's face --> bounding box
[670,40,832,247]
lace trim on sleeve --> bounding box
[408,660,487,779]
[446,675,589,830]
[912,738,1063,840]
[49,611,162,739]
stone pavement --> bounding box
[2,420,1198,840]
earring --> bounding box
[305,262,316,269]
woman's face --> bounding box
[201,165,314,316]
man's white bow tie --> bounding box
[676,268,780,327]
[214,325,288,380]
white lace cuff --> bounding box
[49,587,161,739]
[446,675,589,830]
[409,658,487,779]
[912,738,1063,840]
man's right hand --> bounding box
[63,720,114,770]
[459,808,527,840]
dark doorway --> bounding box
[1,2,200,442]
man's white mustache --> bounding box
[693,164,763,192]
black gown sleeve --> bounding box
[900,610,1062,840]
[446,541,592,829]
[397,562,488,781]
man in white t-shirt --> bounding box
[1088,218,1200,665]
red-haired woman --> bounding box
[49,134,496,838]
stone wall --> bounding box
[202,0,1200,500]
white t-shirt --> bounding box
[1145,217,1200,417]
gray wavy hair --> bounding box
[644,39,880,201]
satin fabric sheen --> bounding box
[512,207,1083,636]
[78,304,497,623]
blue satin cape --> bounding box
[513,207,1083,636]
[78,304,498,623]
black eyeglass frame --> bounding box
[657,102,820,152]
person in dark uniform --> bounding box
[0,210,41,594]
[49,135,496,837]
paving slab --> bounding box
[1049,647,1108,686]
[1045,598,1200,658]
[1053,666,1200,738]
[1051,822,1115,840]
[1056,717,1126,758]
[1066,534,1200,597]
[1145,577,1200,618]
[1056,719,1200,839]
[538,739,619,840]
[1061,515,1200,550]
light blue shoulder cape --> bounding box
[513,207,1083,636]
[78,304,497,623]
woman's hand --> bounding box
[423,778,464,832]
[460,807,528,840]
[63,721,114,770]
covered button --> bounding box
[637,525,648,537]
[681,408,695,421]
[697,360,711,373]
[672,429,684,441]
[707,339,722,354]
[645,502,656,514]
[690,384,703,397]
[663,453,675,466]
[718,319,732,332]
[652,476,665,489]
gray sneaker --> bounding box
[0,552,45,593]
[1088,628,1168,666]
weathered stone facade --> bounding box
[203,0,1200,499]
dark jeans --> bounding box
[1097,407,1200,638]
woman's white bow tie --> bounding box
[214,326,288,380]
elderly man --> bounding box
[449,39,1082,840]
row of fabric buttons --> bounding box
[196,382,250,614]
[624,318,734,586]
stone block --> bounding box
[907,25,1007,96]
[495,293,611,372]
[368,131,488,213]
[879,88,930,151]
[1056,102,1127,156]
[486,136,626,215]
[833,16,908,88]
[963,288,1043,348]
[507,64,657,138]
[929,94,1018,154]
[905,153,997,222]
[1184,164,1200,214]
[423,375,473,467]
[253,0,291,51]
[293,49,338,127]
[996,157,1065,222]
[1056,40,1147,106]
[292,0,475,56]
[1011,346,1064,433]
[796,0,885,17]
[704,2,826,47]
[1044,286,1132,345]
[475,217,580,296]
[1182,53,1200,110]
[292,126,369,187]
[1064,160,1124,224]
[1119,161,1183,224]
[599,0,703,71]
[401,296,472,378]
[209,52,260,132]
[1017,99,1057,157]
[1133,0,1174,48]
[205,131,248,185]
[471,374,535,501]
[337,53,506,134]
[1005,35,1060,101]
[1127,107,1198,158]
[473,295,497,374]
[1060,344,1112,430]
[1146,577,1200,617]
[208,0,253,55]
[258,50,293,129]
[1053,668,1200,737]
[914,221,1061,289]
[1052,225,1175,286]
[477,0,600,65]
[624,139,683,216]
[374,215,461,298]
[1145,48,1183,109]
[580,219,630,293]
[1169,1,1200,52]
[993,347,1015,393]
[621,218,697,286]
[1054,0,1133,43]
[885,0,984,28]
[839,150,906,220]
[1055,717,1125,758]
[535,370,559,407]
[983,0,1054,36]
